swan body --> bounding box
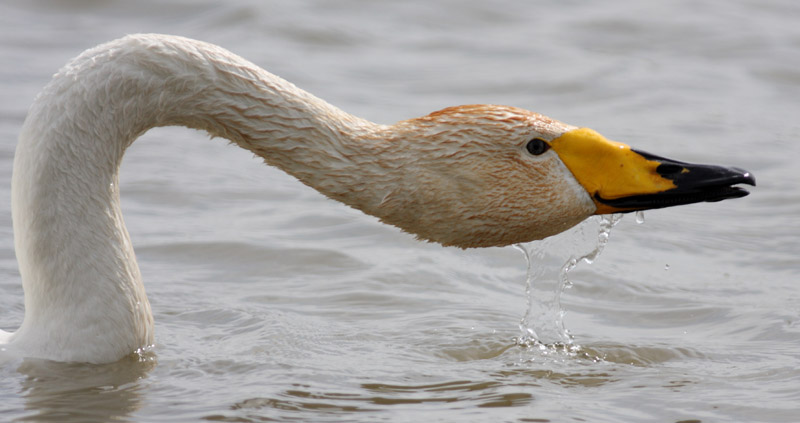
[1,34,754,363]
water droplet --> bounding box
[664,264,670,271]
[635,210,645,224]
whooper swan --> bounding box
[0,34,754,363]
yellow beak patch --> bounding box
[550,128,677,214]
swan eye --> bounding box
[525,138,550,156]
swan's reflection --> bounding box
[15,354,155,422]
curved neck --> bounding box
[10,34,384,362]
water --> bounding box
[1,0,799,422]
[515,214,622,347]
[635,210,646,224]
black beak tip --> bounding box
[721,167,755,200]
[733,167,757,187]
[694,165,756,202]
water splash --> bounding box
[514,214,623,350]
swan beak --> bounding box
[549,128,756,214]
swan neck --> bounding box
[9,34,381,362]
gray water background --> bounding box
[0,1,798,422]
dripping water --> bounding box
[514,214,623,351]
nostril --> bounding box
[656,163,684,176]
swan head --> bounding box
[373,105,754,248]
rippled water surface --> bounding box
[1,1,798,422]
